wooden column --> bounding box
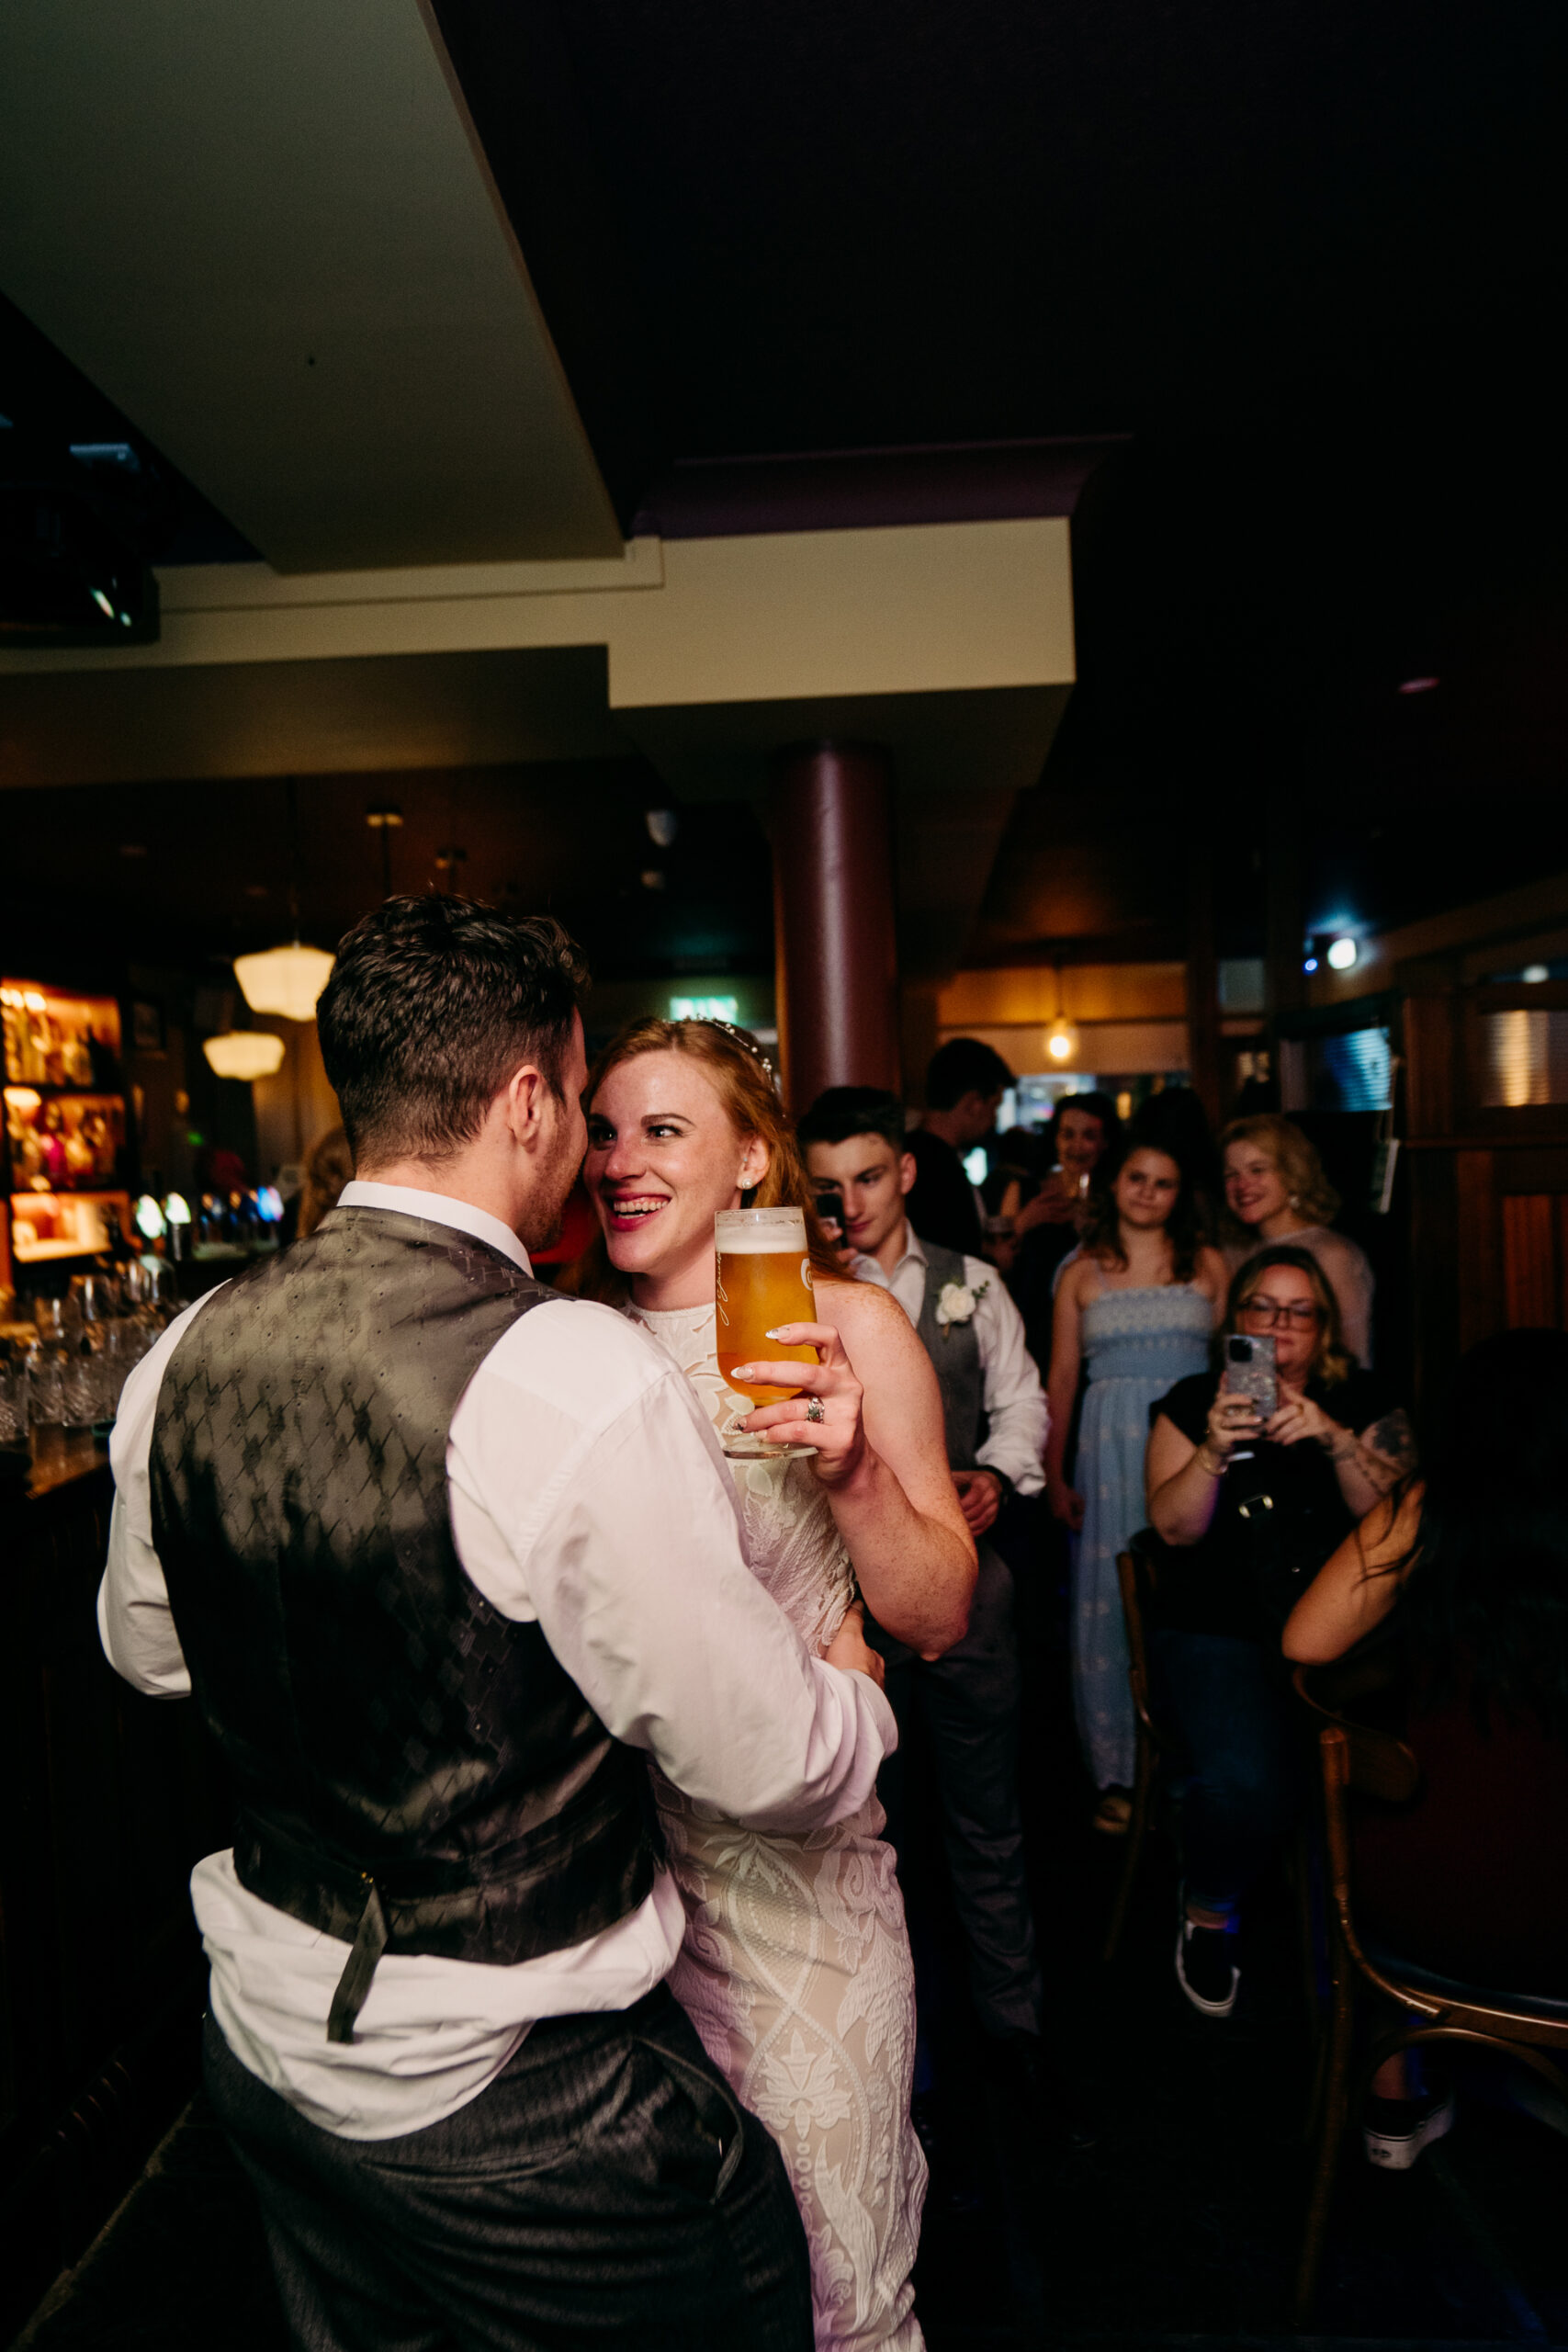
[770,742,900,1113]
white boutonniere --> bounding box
[935,1278,987,1335]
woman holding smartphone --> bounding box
[1145,1245,1413,2018]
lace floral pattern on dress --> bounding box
[632,1300,926,2351]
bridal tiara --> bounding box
[686,1016,774,1078]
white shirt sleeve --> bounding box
[98,1293,220,1697]
[448,1315,896,1836]
[100,1277,895,1838]
[963,1253,1049,1496]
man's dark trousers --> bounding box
[870,1236,1043,2042]
[203,1987,811,2352]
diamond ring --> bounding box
[805,1396,826,1424]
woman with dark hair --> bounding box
[1133,1085,1221,1242]
[1047,1137,1228,1827]
[1284,1329,1568,2157]
[1007,1091,1121,1371]
[1145,1246,1413,2018]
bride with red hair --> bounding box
[585,1018,975,2352]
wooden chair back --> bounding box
[1293,1663,1568,2324]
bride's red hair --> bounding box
[583,1018,843,1292]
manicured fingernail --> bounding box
[731,1366,754,1382]
[764,1327,789,1340]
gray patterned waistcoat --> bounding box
[150,1205,659,2037]
[913,1237,985,1472]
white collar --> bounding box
[884,1220,928,1280]
[337,1181,532,1275]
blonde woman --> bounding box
[1220,1114,1375,1365]
[585,1017,976,2352]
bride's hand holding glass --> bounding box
[728,1321,868,1489]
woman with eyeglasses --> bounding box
[1143,1244,1414,2019]
[1221,1114,1375,1365]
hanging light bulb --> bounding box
[233,944,335,1021]
[203,1030,287,1080]
[1043,966,1078,1066]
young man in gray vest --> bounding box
[99,897,895,2352]
[800,1085,1066,2132]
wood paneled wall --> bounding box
[1404,983,1568,1407]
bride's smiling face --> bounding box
[585,1050,769,1294]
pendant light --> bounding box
[203,1031,287,1080]
[234,777,335,1021]
[1043,967,1079,1068]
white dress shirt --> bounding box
[857,1222,1048,1495]
[100,1182,895,2140]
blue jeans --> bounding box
[1150,1630,1301,1914]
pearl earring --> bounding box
[1289,1193,1299,1207]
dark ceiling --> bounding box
[5,0,1566,975]
[433,0,1567,513]
[436,0,1568,958]
[0,768,773,986]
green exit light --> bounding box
[669,994,739,1022]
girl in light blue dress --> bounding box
[1045,1138,1228,1826]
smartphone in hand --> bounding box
[1224,1333,1276,1459]
[814,1193,845,1246]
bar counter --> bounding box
[1,1443,231,2338]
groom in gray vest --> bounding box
[99,896,896,2352]
[800,1087,1053,2107]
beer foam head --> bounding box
[715,1206,807,1253]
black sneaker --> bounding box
[1175,1916,1239,2018]
[1363,2086,1455,2170]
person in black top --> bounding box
[1144,1244,1414,2018]
[905,1038,1013,1259]
[1285,1328,1568,2168]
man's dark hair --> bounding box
[924,1038,1014,1112]
[316,896,588,1164]
[796,1086,908,1154]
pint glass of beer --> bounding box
[715,1206,818,1454]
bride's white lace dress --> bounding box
[633,1301,927,2351]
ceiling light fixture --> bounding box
[1326,936,1359,971]
[234,778,334,1021]
[646,808,679,848]
[203,1030,287,1080]
[1043,967,1078,1066]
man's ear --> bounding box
[503,1062,548,1142]
[897,1151,917,1199]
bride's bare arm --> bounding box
[739,1279,976,1658]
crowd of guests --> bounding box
[122,900,1564,2352]
[773,1035,1565,2183]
